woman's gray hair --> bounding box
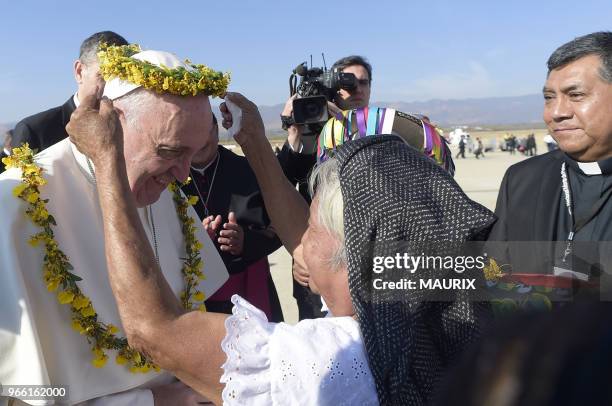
[309,157,346,270]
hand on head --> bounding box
[66,93,123,167]
[219,92,266,147]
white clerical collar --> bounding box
[3,147,10,156]
[191,152,219,175]
[576,161,602,175]
[565,154,612,176]
[73,93,80,108]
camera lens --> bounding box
[304,101,323,120]
[292,95,329,125]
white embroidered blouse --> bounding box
[220,295,378,405]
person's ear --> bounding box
[74,60,84,84]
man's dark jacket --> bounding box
[489,150,566,273]
[11,96,76,153]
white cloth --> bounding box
[220,295,378,405]
[223,100,242,139]
[0,139,229,405]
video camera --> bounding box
[289,60,357,133]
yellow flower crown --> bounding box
[98,43,230,97]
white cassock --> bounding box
[0,139,229,405]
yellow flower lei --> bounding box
[3,144,207,373]
[98,43,230,97]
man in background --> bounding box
[11,31,127,152]
[182,114,283,321]
[277,55,372,319]
[490,31,612,280]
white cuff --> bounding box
[220,295,274,405]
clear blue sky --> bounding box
[1,0,610,123]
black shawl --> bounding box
[335,136,495,405]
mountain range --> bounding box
[2,93,546,142]
[248,93,546,138]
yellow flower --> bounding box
[92,355,108,368]
[12,183,28,197]
[194,241,203,251]
[31,205,49,222]
[28,234,41,247]
[57,290,75,304]
[72,295,90,310]
[108,324,119,334]
[187,195,199,206]
[25,191,40,204]
[30,174,46,187]
[115,354,128,365]
[71,319,85,333]
[133,352,142,364]
[46,279,60,292]
[81,305,96,318]
[2,155,16,169]
[193,291,205,302]
[23,164,40,177]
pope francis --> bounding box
[0,46,230,405]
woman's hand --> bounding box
[66,94,123,168]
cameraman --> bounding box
[277,55,372,320]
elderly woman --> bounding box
[68,93,494,405]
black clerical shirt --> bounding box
[556,155,612,242]
[554,155,612,280]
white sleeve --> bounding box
[220,295,378,405]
